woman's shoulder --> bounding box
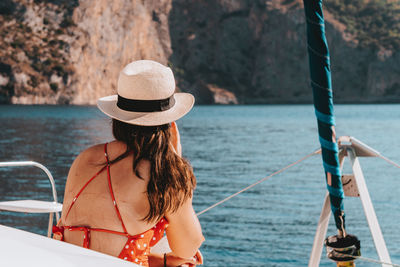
[67,143,108,179]
[62,144,108,204]
[76,143,108,165]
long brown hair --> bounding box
[110,119,196,223]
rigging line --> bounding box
[356,256,400,267]
[196,149,321,216]
[378,154,400,169]
[333,251,400,267]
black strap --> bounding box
[117,95,175,112]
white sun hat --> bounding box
[97,60,194,126]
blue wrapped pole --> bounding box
[303,0,345,230]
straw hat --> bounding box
[97,60,194,126]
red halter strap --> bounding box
[104,143,128,234]
[65,165,107,219]
[65,143,128,235]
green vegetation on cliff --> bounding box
[325,0,400,50]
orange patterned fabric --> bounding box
[118,218,168,266]
[53,143,168,266]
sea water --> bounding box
[0,104,399,266]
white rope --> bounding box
[333,251,400,267]
[196,143,400,217]
[378,154,400,169]
[356,255,400,267]
[196,149,320,216]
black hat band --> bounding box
[117,95,175,112]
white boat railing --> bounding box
[0,161,63,237]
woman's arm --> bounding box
[165,197,204,259]
[170,122,182,156]
[167,122,204,258]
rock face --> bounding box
[0,0,399,104]
[70,0,172,104]
[0,0,78,104]
[168,0,400,103]
[0,0,172,104]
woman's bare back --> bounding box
[61,141,156,256]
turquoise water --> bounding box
[0,104,399,266]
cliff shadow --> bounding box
[167,0,313,104]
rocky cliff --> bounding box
[0,0,172,104]
[0,0,399,104]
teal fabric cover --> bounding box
[303,0,345,230]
